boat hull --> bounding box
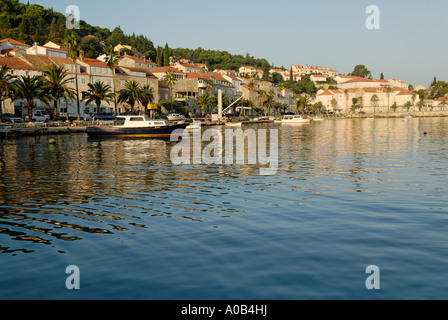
[86,123,188,138]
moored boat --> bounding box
[167,113,186,121]
[281,115,311,124]
[86,115,188,138]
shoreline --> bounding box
[1,113,447,139]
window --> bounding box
[121,81,125,88]
[130,117,144,122]
[81,78,86,85]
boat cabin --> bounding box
[114,115,169,128]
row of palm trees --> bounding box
[0,63,155,123]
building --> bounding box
[292,65,337,78]
[239,66,257,77]
[114,44,145,60]
[117,54,157,71]
[0,56,39,115]
[389,79,407,89]
[0,38,29,57]
[25,42,67,59]
[150,66,186,80]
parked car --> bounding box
[25,110,50,122]
[1,113,22,123]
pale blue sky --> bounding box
[27,0,448,87]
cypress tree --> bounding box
[164,43,170,66]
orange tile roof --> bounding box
[151,66,184,74]
[0,56,34,70]
[0,38,29,47]
[123,54,156,64]
[78,58,108,67]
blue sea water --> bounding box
[0,117,447,300]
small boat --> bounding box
[225,122,243,127]
[313,118,324,121]
[404,115,413,119]
[167,113,186,121]
[281,115,311,124]
[367,117,375,120]
[186,121,201,130]
[86,115,188,138]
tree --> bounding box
[440,99,447,112]
[82,81,115,115]
[331,97,338,114]
[371,94,379,114]
[10,75,48,122]
[417,99,425,111]
[79,36,104,59]
[117,80,143,114]
[205,79,215,95]
[195,94,211,117]
[163,70,177,102]
[0,64,15,123]
[163,43,170,67]
[104,45,119,114]
[380,72,384,80]
[349,65,372,78]
[64,32,81,121]
[403,101,412,113]
[391,102,398,113]
[140,84,155,117]
[42,64,76,119]
[386,86,392,113]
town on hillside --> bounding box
[1,37,447,121]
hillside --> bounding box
[0,0,273,72]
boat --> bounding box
[281,115,311,124]
[167,113,186,121]
[313,117,324,121]
[404,114,413,119]
[186,121,201,130]
[86,115,188,138]
[225,122,243,127]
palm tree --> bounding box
[205,79,215,96]
[417,99,425,112]
[371,94,379,114]
[104,45,119,115]
[411,94,417,112]
[163,69,177,102]
[344,89,349,112]
[330,98,338,115]
[140,84,155,117]
[82,81,115,115]
[117,80,142,114]
[64,32,81,121]
[386,86,392,113]
[403,101,412,113]
[42,64,76,119]
[10,75,48,122]
[0,64,15,123]
[358,96,364,113]
[195,93,211,117]
[440,99,447,112]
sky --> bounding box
[26,0,448,87]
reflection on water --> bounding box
[1,118,448,299]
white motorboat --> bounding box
[225,122,243,127]
[186,121,201,130]
[167,113,186,121]
[86,115,188,138]
[281,115,311,124]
